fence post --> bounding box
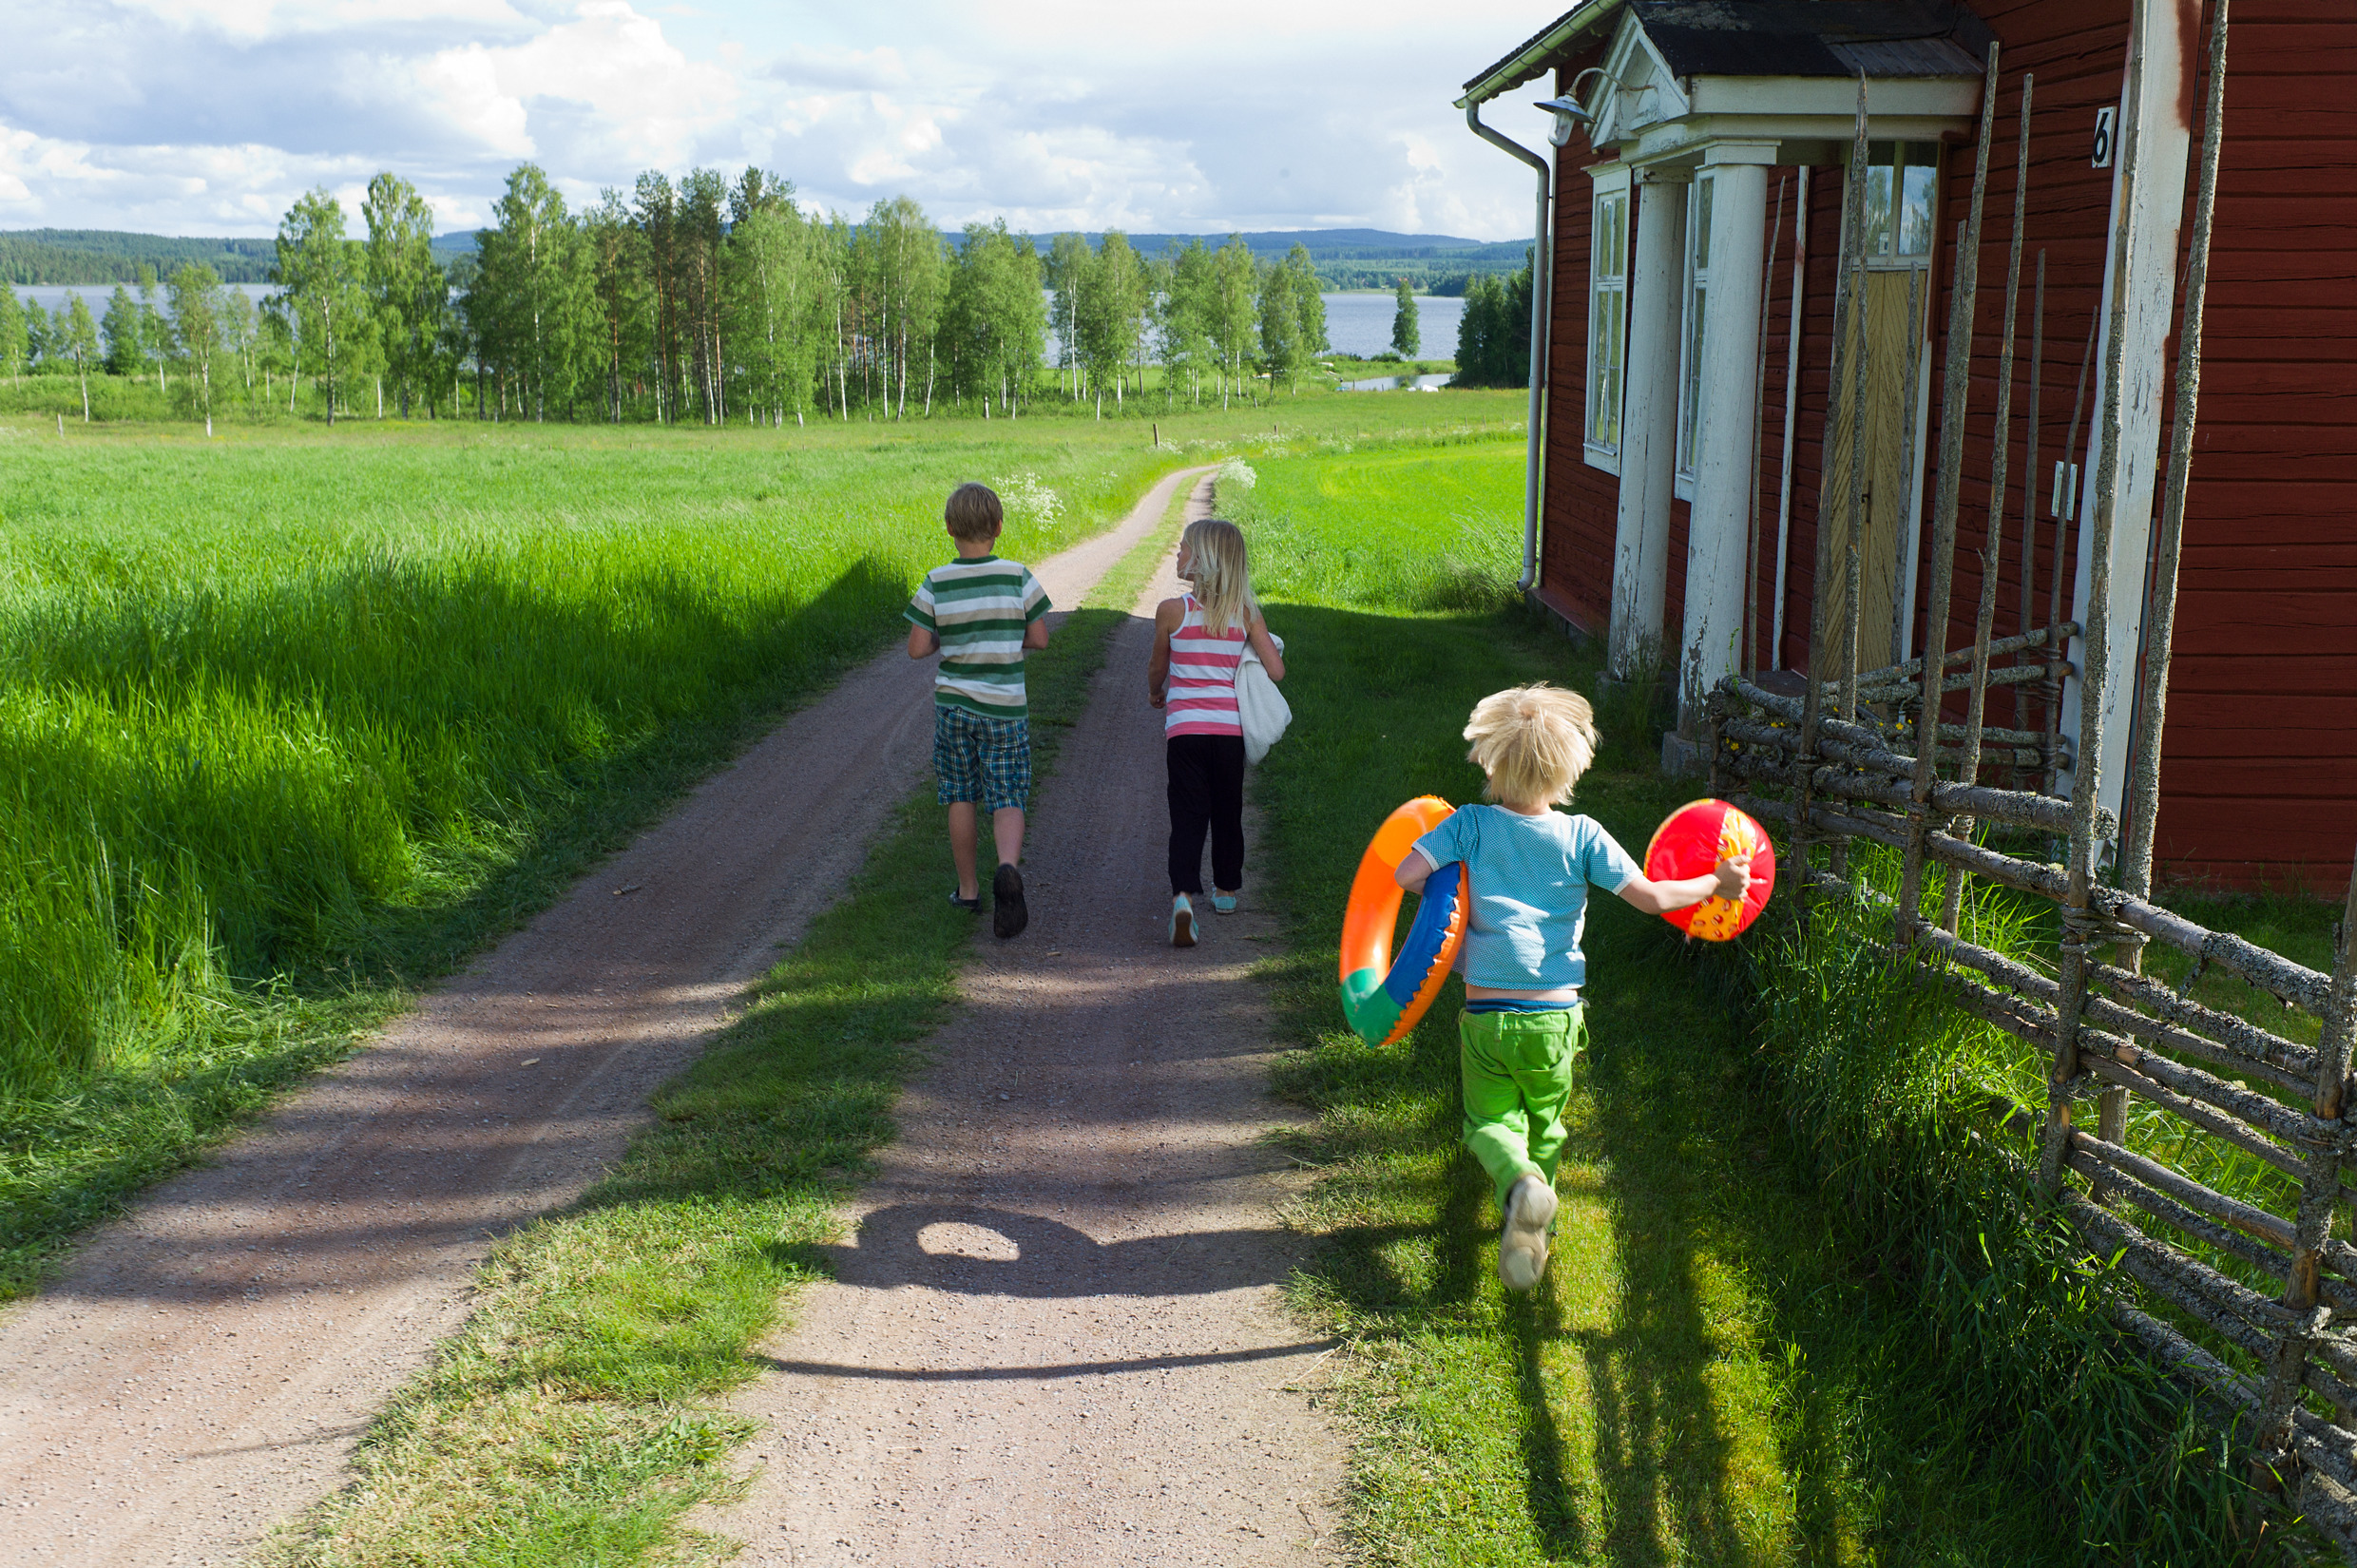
[1898,48,2000,946]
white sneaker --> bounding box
[1170,893,1198,948]
[1499,1174,1557,1291]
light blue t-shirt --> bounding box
[1411,805,1641,990]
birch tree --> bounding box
[1159,239,1217,406]
[1256,258,1303,393]
[103,286,145,377]
[167,263,225,434]
[58,293,100,420]
[272,187,367,423]
[363,172,446,418]
[472,164,593,420]
[939,220,1044,417]
[1208,236,1258,408]
[1286,243,1327,361]
[0,282,24,383]
[723,171,823,426]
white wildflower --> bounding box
[990,472,1064,529]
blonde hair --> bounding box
[1178,518,1256,636]
[1462,684,1600,806]
[945,482,1003,541]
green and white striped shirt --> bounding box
[906,555,1052,718]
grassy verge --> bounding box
[1235,443,2113,1562]
[0,403,1501,1295]
[255,469,1195,1566]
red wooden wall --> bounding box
[2150,0,2357,888]
[1537,42,1619,637]
[1530,0,2354,889]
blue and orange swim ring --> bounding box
[1339,796,1469,1047]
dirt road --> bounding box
[0,467,1210,1567]
[702,516,1343,1563]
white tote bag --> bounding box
[1236,632,1292,766]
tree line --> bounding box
[0,165,1339,427]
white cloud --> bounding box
[0,0,1567,239]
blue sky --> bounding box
[0,0,1574,241]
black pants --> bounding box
[1167,734,1246,894]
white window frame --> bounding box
[1673,172,1715,502]
[1583,165,1631,474]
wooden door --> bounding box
[1816,141,1938,679]
[1818,270,1929,678]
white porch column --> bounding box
[2058,0,2194,828]
[1608,166,1687,679]
[1677,144,1773,723]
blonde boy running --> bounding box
[907,483,1051,939]
[1396,685,1750,1291]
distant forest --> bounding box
[0,230,278,285]
[406,224,1528,294]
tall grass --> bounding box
[0,394,1529,1286]
[0,437,1154,1101]
[1741,847,2266,1560]
[1218,438,1526,613]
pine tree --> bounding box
[1389,276,1420,358]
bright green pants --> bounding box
[1459,1005,1586,1208]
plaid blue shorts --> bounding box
[933,704,1031,811]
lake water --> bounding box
[12,282,1464,364]
[14,282,276,319]
[1318,292,1463,360]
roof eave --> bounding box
[1455,0,1627,108]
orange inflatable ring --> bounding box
[1338,796,1470,1046]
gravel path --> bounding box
[0,467,1212,1568]
[701,500,1343,1564]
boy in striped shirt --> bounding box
[906,483,1052,938]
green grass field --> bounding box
[1227,438,2238,1563]
[0,388,1523,1292]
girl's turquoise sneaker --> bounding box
[1212,892,1238,914]
[1170,893,1198,948]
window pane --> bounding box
[1865,161,1894,256]
[1681,283,1708,470]
[1900,161,1936,257]
[1693,178,1715,271]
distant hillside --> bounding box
[4,223,1525,294]
[0,230,277,285]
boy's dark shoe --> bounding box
[949,889,982,913]
[992,863,1027,939]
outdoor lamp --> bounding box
[1535,67,1607,146]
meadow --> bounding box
[0,388,1523,1289]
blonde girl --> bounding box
[1146,518,1285,947]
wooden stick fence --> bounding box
[1706,9,2357,1550]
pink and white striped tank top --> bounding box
[1165,595,1246,738]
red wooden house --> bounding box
[1459,0,2354,889]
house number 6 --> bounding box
[2092,106,2117,169]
